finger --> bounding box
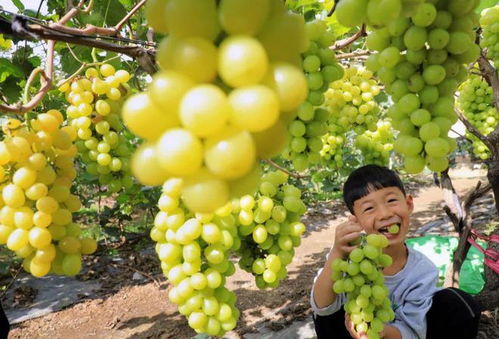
[344,231,362,243]
[349,215,358,223]
[337,223,363,237]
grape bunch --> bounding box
[355,121,394,166]
[234,170,306,289]
[458,75,498,160]
[331,233,396,339]
[284,19,344,171]
[0,115,96,278]
[150,178,241,336]
[320,134,346,169]
[129,0,310,214]
[325,66,382,134]
[362,0,480,173]
[336,0,425,28]
[59,65,135,193]
[321,66,384,167]
[480,5,499,68]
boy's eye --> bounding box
[364,206,373,212]
[388,198,397,203]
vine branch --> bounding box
[263,159,306,179]
[0,0,155,114]
[0,40,54,114]
[336,50,370,60]
[333,25,366,50]
[439,171,492,288]
[0,15,156,74]
[50,0,146,38]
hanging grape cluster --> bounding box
[331,233,396,339]
[355,121,394,166]
[321,66,392,168]
[0,115,96,278]
[235,170,306,289]
[148,170,306,336]
[339,0,480,173]
[458,75,498,160]
[325,67,382,135]
[284,19,344,171]
[336,0,426,28]
[150,178,240,336]
[128,0,310,214]
[59,65,135,193]
[480,5,499,68]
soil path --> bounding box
[6,171,497,339]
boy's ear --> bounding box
[406,194,414,213]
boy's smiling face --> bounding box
[352,186,414,248]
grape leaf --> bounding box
[0,58,23,82]
[60,46,93,74]
[10,0,25,11]
[325,13,352,38]
[28,56,41,68]
[374,92,389,105]
[82,0,128,27]
[0,77,22,103]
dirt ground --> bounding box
[5,172,499,339]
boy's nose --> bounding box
[378,204,394,219]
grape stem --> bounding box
[0,267,22,299]
[333,25,366,51]
[336,50,370,60]
[455,108,495,154]
[327,0,338,17]
[263,159,307,179]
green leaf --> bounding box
[10,0,25,11]
[0,58,23,83]
[325,14,352,38]
[83,0,128,26]
[374,91,389,105]
[0,77,22,103]
[28,56,41,68]
[59,46,93,74]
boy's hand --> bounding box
[344,314,368,339]
[332,215,363,258]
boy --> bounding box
[310,165,480,339]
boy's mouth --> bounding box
[378,223,400,235]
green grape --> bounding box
[365,0,480,173]
[457,74,498,160]
[330,233,394,338]
[234,170,306,290]
[0,115,93,278]
[322,66,389,168]
[63,71,135,193]
[480,5,499,68]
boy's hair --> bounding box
[343,164,406,213]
